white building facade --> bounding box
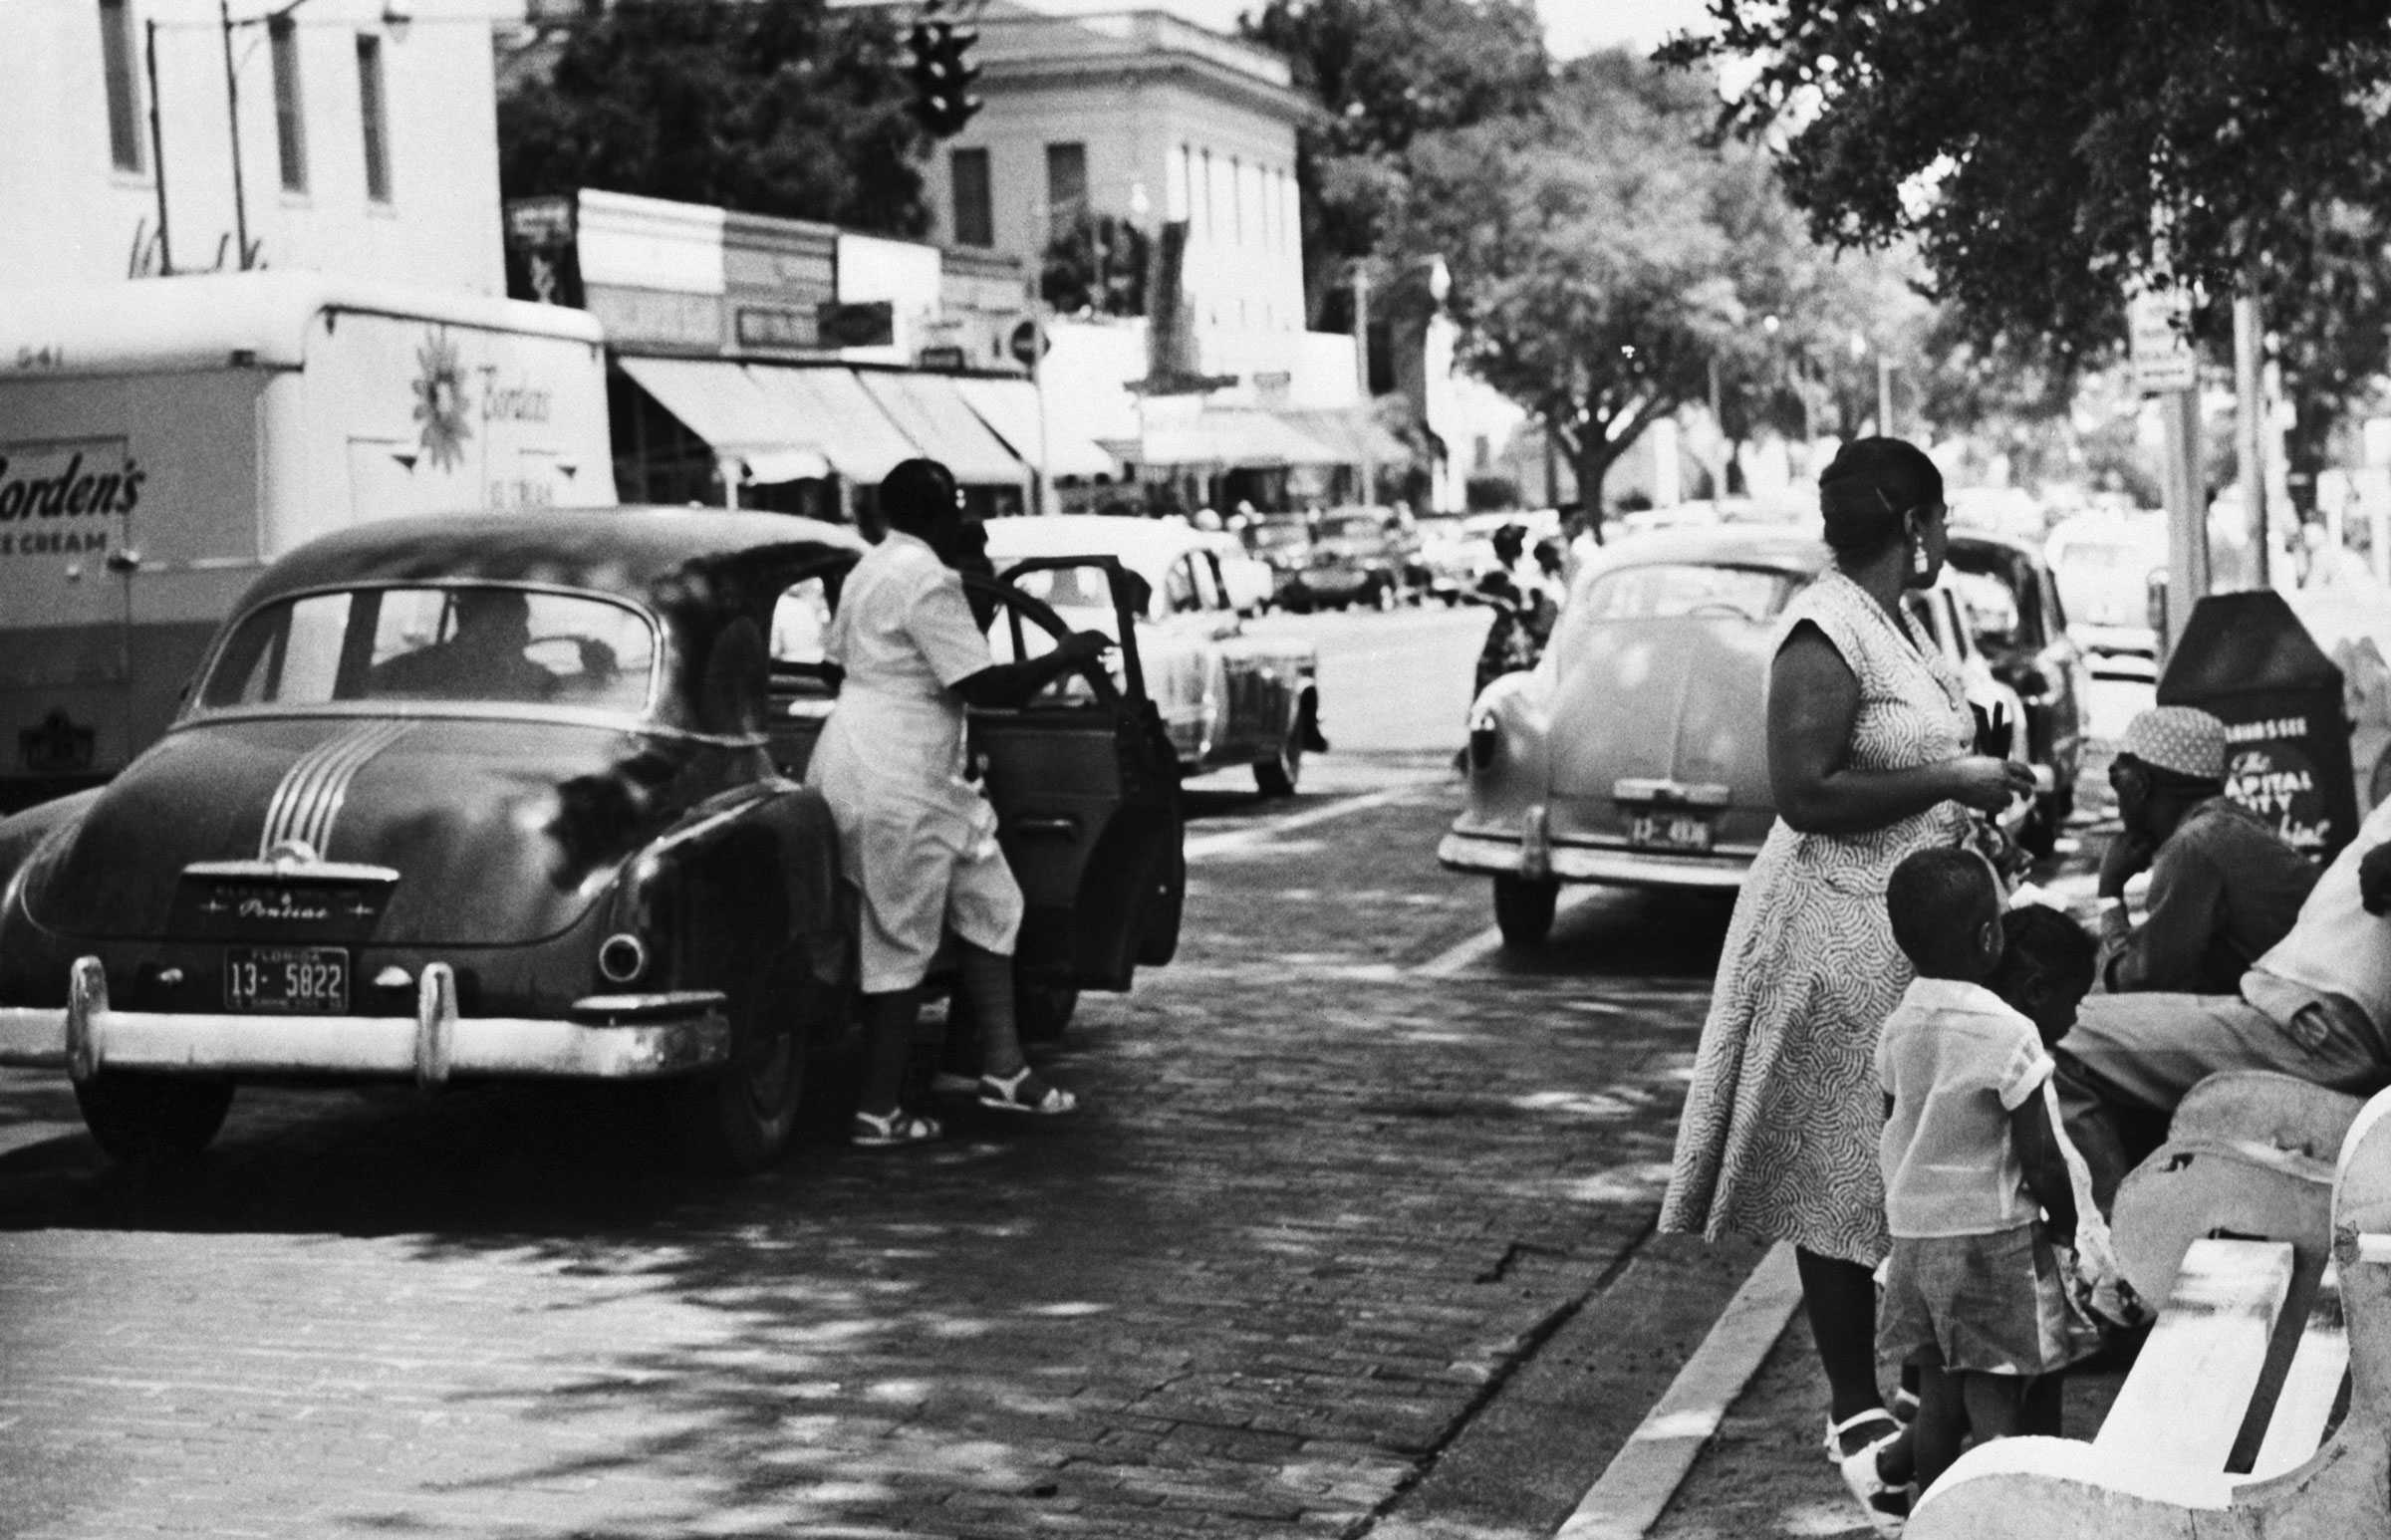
[6,0,503,292]
[924,6,1309,339]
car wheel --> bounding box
[1493,875,1559,947]
[1253,724,1303,797]
[73,1072,235,1165]
[670,958,814,1174]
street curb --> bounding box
[1552,1242,1804,1540]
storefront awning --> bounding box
[1132,407,1345,469]
[617,356,831,484]
[1273,405,1412,467]
[953,378,1119,482]
[856,371,1025,487]
[744,365,920,485]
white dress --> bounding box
[1659,569,1975,1265]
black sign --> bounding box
[917,345,967,371]
[817,301,896,349]
[501,195,584,309]
[19,709,94,774]
[1008,318,1049,366]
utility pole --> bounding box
[218,0,250,270]
[2235,286,2270,588]
[1350,260,1374,506]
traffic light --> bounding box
[907,2,981,138]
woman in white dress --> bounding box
[1659,439,2035,1511]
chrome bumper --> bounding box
[0,957,731,1088]
[1437,829,1752,892]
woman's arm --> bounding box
[1767,624,1989,835]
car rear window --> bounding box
[1574,564,1799,623]
[197,586,658,714]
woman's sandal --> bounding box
[1821,1408,1903,1463]
[1838,1428,1913,1536]
[851,1108,942,1148]
[977,1067,1078,1116]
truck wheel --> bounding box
[73,1073,235,1165]
[1493,876,1559,947]
[1253,724,1303,796]
[670,960,813,1174]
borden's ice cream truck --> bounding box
[0,273,616,809]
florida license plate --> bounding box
[1628,813,1714,853]
[225,946,350,1013]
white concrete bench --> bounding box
[1908,1080,2391,1539]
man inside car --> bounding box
[370,588,557,702]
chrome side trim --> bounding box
[184,859,401,884]
[1437,830,1755,892]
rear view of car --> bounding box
[1440,529,1823,945]
[2046,512,2168,679]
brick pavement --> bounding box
[0,778,1729,1540]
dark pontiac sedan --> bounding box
[0,510,1184,1171]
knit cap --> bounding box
[2123,705,2227,781]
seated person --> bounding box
[371,588,556,702]
[2096,706,2316,994]
[1845,851,2099,1524]
[2057,792,2391,1213]
[1992,902,2099,1052]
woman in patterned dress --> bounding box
[1658,439,2035,1480]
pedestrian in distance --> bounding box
[1852,850,2103,1527]
[807,457,1109,1147]
[1659,438,2037,1489]
[2095,705,2317,996]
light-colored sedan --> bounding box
[2046,510,2168,679]
[986,515,1325,794]
[1439,527,2040,945]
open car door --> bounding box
[763,553,1184,993]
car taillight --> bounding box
[1468,713,1500,770]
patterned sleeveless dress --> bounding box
[1659,568,1976,1266]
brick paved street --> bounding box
[0,739,1748,1540]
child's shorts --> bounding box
[1877,1222,2100,1377]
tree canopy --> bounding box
[1666,1,2391,359]
[499,0,931,237]
[1240,0,1549,323]
[1379,52,1836,526]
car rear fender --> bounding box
[601,783,845,996]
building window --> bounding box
[356,35,390,202]
[270,17,307,193]
[1045,141,1086,240]
[98,0,143,173]
[951,146,992,247]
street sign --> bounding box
[1008,317,1049,367]
[2130,288,2197,394]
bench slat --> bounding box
[2096,1237,2295,1468]
[2246,1261,2348,1480]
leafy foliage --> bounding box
[1240,0,1548,321]
[1667,0,2391,458]
[499,0,931,237]
[1040,213,1151,318]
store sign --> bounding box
[818,301,895,350]
[736,305,818,351]
[0,439,138,557]
[586,285,721,351]
[2129,288,2197,395]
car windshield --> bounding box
[196,585,659,714]
[1574,563,1799,623]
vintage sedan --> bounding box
[1945,528,2089,855]
[1440,527,2042,946]
[0,510,1185,1170]
[984,515,1326,794]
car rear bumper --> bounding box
[1436,829,1752,891]
[0,957,731,1088]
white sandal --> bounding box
[1821,1408,1902,1464]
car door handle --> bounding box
[1014,816,1081,838]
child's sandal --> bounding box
[851,1109,941,1148]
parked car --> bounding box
[1944,529,2088,855]
[2045,510,2168,679]
[1439,527,2046,945]
[1281,509,1416,611]
[1242,515,1314,607]
[984,515,1325,794]
[0,510,1186,1171]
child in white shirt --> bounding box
[1862,849,2100,1509]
